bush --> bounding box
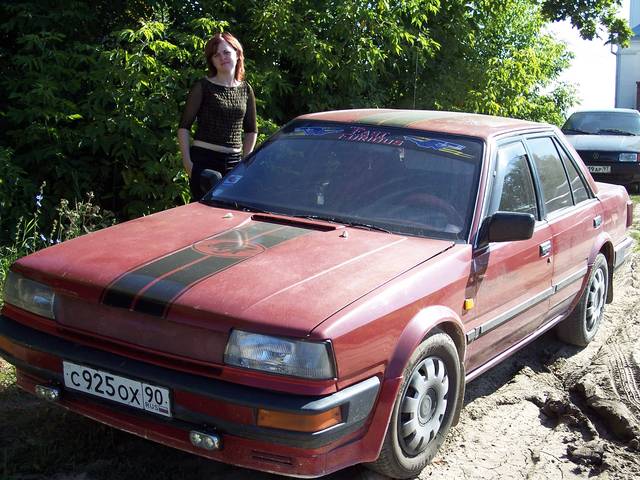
[0,2,227,239]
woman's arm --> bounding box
[243,132,257,157]
[177,80,203,175]
[243,84,258,157]
[177,128,193,175]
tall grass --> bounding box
[0,185,116,306]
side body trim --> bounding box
[466,266,587,344]
[466,287,554,344]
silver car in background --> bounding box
[562,108,640,192]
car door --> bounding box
[465,138,553,373]
[524,134,600,321]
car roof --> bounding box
[295,109,548,139]
[568,108,640,115]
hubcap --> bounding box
[586,267,606,332]
[398,356,449,456]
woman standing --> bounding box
[178,32,257,201]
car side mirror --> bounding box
[200,169,223,193]
[477,212,535,248]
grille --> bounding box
[576,150,620,163]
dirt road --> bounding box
[2,221,639,480]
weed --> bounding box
[0,185,116,306]
[0,361,16,392]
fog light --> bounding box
[35,385,60,402]
[189,430,221,451]
[257,407,342,432]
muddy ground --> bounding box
[2,216,639,480]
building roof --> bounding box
[296,109,547,139]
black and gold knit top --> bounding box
[179,78,257,149]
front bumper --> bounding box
[0,314,391,477]
[583,161,640,187]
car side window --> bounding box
[553,139,590,204]
[527,137,572,214]
[489,141,538,218]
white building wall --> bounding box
[615,0,640,109]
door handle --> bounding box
[593,215,602,228]
[539,240,552,257]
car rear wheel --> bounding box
[368,331,461,479]
[556,253,608,347]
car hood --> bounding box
[15,203,453,337]
[565,134,640,152]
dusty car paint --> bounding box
[0,109,633,478]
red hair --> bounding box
[204,32,245,81]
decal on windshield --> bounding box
[293,126,344,136]
[223,175,242,185]
[403,136,473,158]
[339,127,403,146]
[101,222,310,318]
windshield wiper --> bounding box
[344,221,393,233]
[562,127,592,135]
[293,214,343,224]
[597,128,636,136]
[205,198,270,213]
[291,214,391,233]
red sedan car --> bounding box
[0,110,633,478]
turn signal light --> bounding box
[257,407,342,432]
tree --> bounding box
[417,0,577,123]
[541,0,632,46]
[0,1,225,240]
[0,0,630,244]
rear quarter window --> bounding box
[553,138,590,204]
[527,137,572,215]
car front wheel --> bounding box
[369,331,462,479]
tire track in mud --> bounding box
[608,338,640,414]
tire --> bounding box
[368,331,462,479]
[556,253,608,347]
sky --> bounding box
[547,0,631,113]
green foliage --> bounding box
[420,0,576,123]
[0,361,16,392]
[540,0,632,46]
[0,1,226,240]
[0,0,628,249]
[234,0,441,123]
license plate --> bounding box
[63,361,171,417]
[587,165,611,173]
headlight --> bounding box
[3,271,56,319]
[224,330,335,379]
[619,153,638,162]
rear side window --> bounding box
[527,137,572,215]
[553,139,590,204]
[489,141,538,218]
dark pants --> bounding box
[189,146,242,201]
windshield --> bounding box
[204,121,483,240]
[562,111,640,135]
